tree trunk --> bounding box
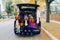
[7,13,9,18]
[46,2,50,23]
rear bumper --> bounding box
[15,27,41,36]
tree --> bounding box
[46,0,54,23]
[0,14,2,19]
[5,1,14,18]
[0,5,2,19]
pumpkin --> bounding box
[15,15,20,20]
[19,22,24,27]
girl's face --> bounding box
[24,15,28,20]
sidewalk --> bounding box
[0,19,10,22]
[41,18,60,24]
[41,19,60,40]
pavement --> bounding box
[41,19,60,40]
[0,18,59,40]
[0,19,51,40]
[0,19,10,22]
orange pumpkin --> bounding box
[15,15,20,20]
[19,22,24,27]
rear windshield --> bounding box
[21,6,35,9]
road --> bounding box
[0,19,51,40]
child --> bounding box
[28,15,36,28]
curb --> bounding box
[50,20,60,24]
[41,18,60,24]
[41,27,58,40]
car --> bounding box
[14,4,41,36]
